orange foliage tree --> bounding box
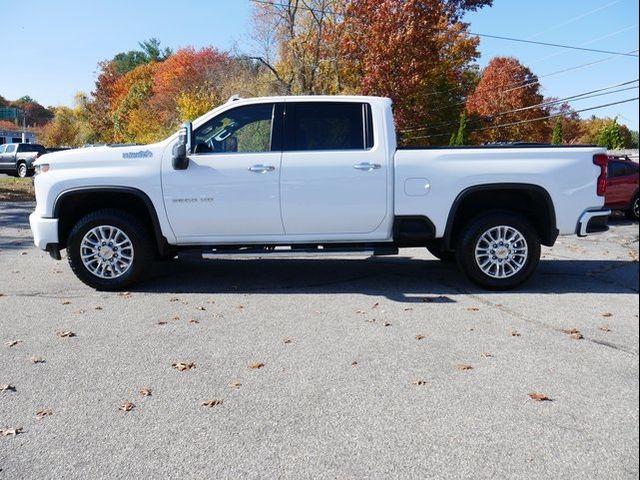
[339,0,492,145]
[465,56,550,143]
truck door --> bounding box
[161,102,285,240]
[280,101,388,236]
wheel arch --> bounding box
[53,187,169,255]
[443,183,558,250]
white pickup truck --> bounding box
[29,95,611,291]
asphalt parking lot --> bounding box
[1,201,638,479]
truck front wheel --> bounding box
[67,209,153,291]
[456,212,540,290]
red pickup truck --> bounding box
[605,156,639,220]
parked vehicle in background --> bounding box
[0,143,46,177]
[606,155,639,220]
[30,95,611,291]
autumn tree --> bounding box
[250,0,350,95]
[466,56,550,143]
[578,116,634,148]
[596,118,624,150]
[545,98,582,144]
[8,96,54,127]
[41,92,97,147]
[338,0,490,144]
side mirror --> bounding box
[172,122,193,170]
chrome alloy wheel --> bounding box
[474,225,528,279]
[80,225,134,279]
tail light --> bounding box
[593,154,608,197]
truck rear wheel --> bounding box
[456,212,540,290]
[67,209,153,291]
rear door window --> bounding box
[284,102,373,151]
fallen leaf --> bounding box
[139,387,152,397]
[30,356,45,364]
[61,300,71,305]
[598,325,611,332]
[563,328,583,340]
[355,310,366,314]
[196,306,206,311]
[169,297,180,302]
[248,362,265,369]
[366,318,376,323]
[172,362,195,372]
[0,427,23,436]
[351,361,358,366]
[35,409,53,419]
[403,307,414,311]
[188,319,199,324]
[412,379,427,386]
[283,338,292,344]
[56,330,76,338]
[5,340,21,348]
[383,321,392,327]
[510,330,521,337]
[20,251,27,256]
[157,321,167,325]
[456,363,473,371]
[201,399,223,407]
[94,306,103,311]
[1,384,16,392]
[372,302,380,309]
[228,381,242,389]
[172,316,180,321]
[415,334,426,340]
[601,312,613,318]
[236,305,244,310]
[467,307,480,312]
[528,392,552,402]
[480,352,493,358]
[118,402,135,412]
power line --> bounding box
[526,0,622,40]
[469,32,639,58]
[403,97,639,141]
[402,78,639,133]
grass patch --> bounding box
[0,176,35,202]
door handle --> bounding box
[248,164,276,173]
[353,162,381,171]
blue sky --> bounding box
[4,0,639,130]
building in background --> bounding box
[0,107,36,144]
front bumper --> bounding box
[576,209,611,237]
[29,212,59,251]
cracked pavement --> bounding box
[1,202,638,479]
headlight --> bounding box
[34,163,50,175]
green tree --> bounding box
[112,38,172,75]
[597,118,624,150]
[551,119,563,144]
[450,111,467,146]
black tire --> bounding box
[626,195,639,221]
[426,240,456,263]
[456,211,541,290]
[17,162,28,178]
[67,209,153,291]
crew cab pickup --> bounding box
[29,96,611,291]
[0,143,46,177]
